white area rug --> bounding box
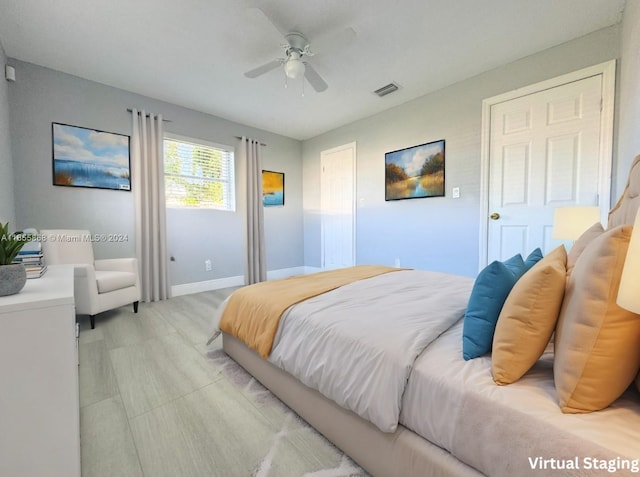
[205,346,369,477]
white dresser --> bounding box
[0,265,80,477]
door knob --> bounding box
[490,212,500,220]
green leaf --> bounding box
[0,222,28,265]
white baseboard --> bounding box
[171,266,313,297]
[303,266,323,274]
[171,275,244,297]
[266,266,307,280]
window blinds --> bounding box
[163,138,235,210]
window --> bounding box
[163,135,235,210]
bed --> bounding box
[209,155,640,477]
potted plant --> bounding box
[0,223,29,296]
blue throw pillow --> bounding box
[462,254,526,360]
[524,248,543,271]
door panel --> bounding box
[500,226,527,259]
[501,143,530,206]
[546,134,579,204]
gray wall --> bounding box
[302,26,621,277]
[8,61,303,285]
[617,0,640,190]
[0,40,15,226]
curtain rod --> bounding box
[235,136,267,147]
[127,108,172,122]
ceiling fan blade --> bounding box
[304,63,328,92]
[311,27,356,56]
[244,60,282,79]
[245,7,288,40]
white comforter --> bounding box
[267,269,474,432]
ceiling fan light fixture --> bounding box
[284,53,305,80]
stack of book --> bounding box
[13,251,48,279]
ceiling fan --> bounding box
[243,8,356,93]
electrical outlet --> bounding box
[205,259,212,271]
[452,187,460,199]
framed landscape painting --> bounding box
[262,170,284,206]
[52,123,131,191]
[385,139,445,201]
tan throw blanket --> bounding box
[219,265,400,358]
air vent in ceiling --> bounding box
[373,82,399,97]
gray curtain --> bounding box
[242,136,266,284]
[131,109,171,301]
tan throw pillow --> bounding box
[492,246,567,385]
[566,222,604,274]
[554,225,640,413]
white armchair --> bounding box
[41,229,140,329]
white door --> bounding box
[321,142,356,269]
[487,74,606,262]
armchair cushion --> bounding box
[96,270,137,294]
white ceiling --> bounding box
[0,0,626,140]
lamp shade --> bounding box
[552,206,601,240]
[284,57,305,80]
[617,208,640,313]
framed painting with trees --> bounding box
[385,139,445,201]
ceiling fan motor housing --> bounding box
[285,33,309,53]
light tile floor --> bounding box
[78,289,367,477]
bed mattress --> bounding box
[400,320,640,477]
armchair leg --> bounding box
[90,315,95,330]
[133,301,139,313]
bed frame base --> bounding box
[223,333,483,477]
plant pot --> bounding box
[0,263,27,297]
